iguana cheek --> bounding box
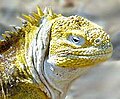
[49,42,113,68]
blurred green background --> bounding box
[0,0,120,99]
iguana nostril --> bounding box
[94,38,102,45]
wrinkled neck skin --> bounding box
[44,58,90,99]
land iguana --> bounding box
[0,6,113,99]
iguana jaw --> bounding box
[44,46,112,99]
[48,44,113,68]
[44,59,90,99]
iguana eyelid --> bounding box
[68,35,85,46]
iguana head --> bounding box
[48,16,113,68]
[26,8,113,99]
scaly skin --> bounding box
[49,16,112,67]
[0,7,113,99]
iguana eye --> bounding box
[68,35,85,45]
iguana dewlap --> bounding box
[0,7,113,99]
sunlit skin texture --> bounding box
[0,7,113,99]
[49,16,113,67]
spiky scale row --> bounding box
[37,6,44,16]
[0,6,61,54]
[0,6,45,53]
[32,12,41,20]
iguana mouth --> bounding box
[56,54,112,62]
[49,49,113,68]
[56,50,112,58]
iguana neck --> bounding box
[44,59,90,99]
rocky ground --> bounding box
[0,0,120,99]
